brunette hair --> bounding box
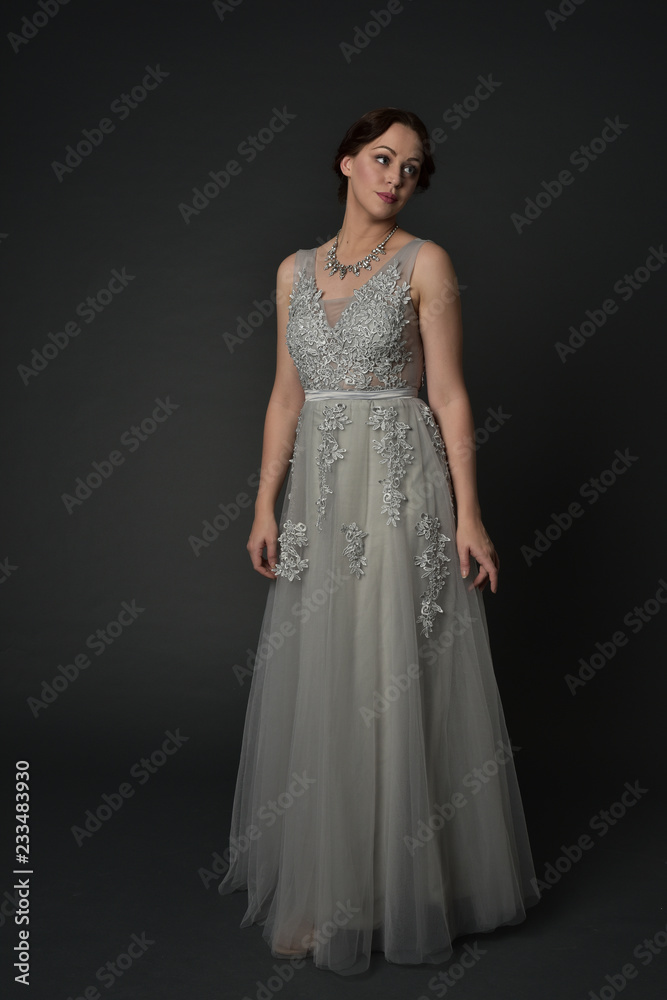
[332,107,435,205]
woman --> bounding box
[219,107,540,976]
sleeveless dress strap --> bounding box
[290,249,310,298]
[397,238,432,285]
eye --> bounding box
[375,155,419,176]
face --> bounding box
[341,122,424,215]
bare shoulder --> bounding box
[412,241,457,312]
[277,251,298,284]
[414,240,456,278]
[275,251,300,309]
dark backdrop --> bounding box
[1,1,665,997]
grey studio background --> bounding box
[1,0,666,998]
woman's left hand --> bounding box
[456,514,500,594]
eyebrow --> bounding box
[371,144,423,164]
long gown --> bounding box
[218,237,541,975]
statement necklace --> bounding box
[323,225,399,280]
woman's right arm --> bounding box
[247,253,305,579]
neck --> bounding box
[335,219,399,258]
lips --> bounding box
[377,192,397,203]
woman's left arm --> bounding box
[414,242,500,594]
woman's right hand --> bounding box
[247,512,280,579]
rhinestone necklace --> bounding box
[323,225,400,280]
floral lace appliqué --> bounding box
[414,512,451,636]
[286,261,414,391]
[418,401,456,514]
[367,405,415,525]
[340,522,368,578]
[273,519,309,581]
[315,402,352,530]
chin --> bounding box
[375,198,399,212]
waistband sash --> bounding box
[303,386,418,400]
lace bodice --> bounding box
[285,238,430,392]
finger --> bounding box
[476,553,499,593]
[248,541,263,573]
[468,563,487,592]
[250,539,273,577]
[485,554,500,592]
[266,541,279,579]
[459,545,471,579]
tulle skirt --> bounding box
[219,388,540,975]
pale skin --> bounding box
[247,121,500,595]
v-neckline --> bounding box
[311,238,420,304]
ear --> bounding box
[340,155,353,178]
